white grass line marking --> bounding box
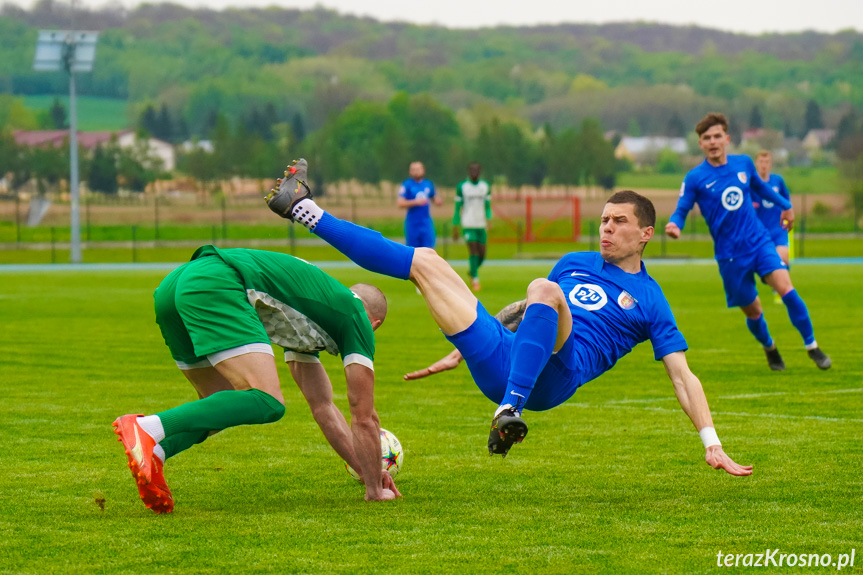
[607,388,863,404]
[569,403,863,424]
[718,388,863,399]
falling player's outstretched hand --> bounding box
[403,349,463,380]
[706,445,753,476]
[664,222,681,238]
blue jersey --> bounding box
[753,173,791,235]
[670,155,792,260]
[548,252,688,385]
[399,178,436,228]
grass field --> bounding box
[1,262,861,574]
[22,95,130,132]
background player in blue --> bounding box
[665,113,831,371]
[397,161,441,248]
[753,150,792,268]
[266,166,753,476]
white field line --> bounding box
[566,402,863,424]
[608,387,863,404]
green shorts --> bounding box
[154,255,271,367]
[462,228,487,244]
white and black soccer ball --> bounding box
[346,428,404,481]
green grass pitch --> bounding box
[1,262,861,574]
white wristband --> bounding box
[699,427,721,449]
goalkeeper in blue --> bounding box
[266,160,752,475]
[665,113,830,371]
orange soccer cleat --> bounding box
[137,456,174,514]
[112,414,157,485]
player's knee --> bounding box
[411,247,445,275]
[264,395,286,423]
[526,278,564,304]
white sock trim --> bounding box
[291,199,323,231]
[805,341,818,351]
[137,415,166,443]
[153,444,166,463]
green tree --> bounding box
[87,144,119,194]
[656,147,682,174]
[805,100,824,133]
[49,98,68,129]
[547,127,582,185]
[749,105,763,129]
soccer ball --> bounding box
[345,428,404,481]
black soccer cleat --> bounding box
[488,408,528,458]
[807,347,832,370]
[264,158,313,222]
[764,346,785,371]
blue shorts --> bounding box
[717,242,787,308]
[445,302,584,411]
[405,223,436,248]
[769,228,789,248]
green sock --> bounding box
[156,389,285,438]
[468,254,479,279]
[161,430,209,459]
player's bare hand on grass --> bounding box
[705,445,753,476]
[403,349,463,380]
[665,222,681,239]
[780,208,795,230]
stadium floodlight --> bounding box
[33,30,99,264]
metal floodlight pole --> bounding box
[65,41,82,263]
[34,29,98,263]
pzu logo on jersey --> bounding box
[569,283,608,311]
[721,186,744,211]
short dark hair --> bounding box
[695,113,729,137]
[606,190,656,228]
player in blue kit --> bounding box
[665,113,830,371]
[397,161,441,248]
[752,150,792,268]
[266,160,752,476]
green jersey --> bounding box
[453,179,492,229]
[193,245,375,370]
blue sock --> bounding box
[745,314,774,348]
[501,303,558,412]
[782,289,815,346]
[312,211,414,280]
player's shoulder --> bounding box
[553,251,601,272]
[728,154,756,169]
[683,160,711,186]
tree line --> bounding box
[0,4,860,144]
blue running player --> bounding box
[752,150,792,268]
[665,113,831,371]
[397,161,441,248]
[266,161,753,476]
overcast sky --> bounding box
[10,0,863,34]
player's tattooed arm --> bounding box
[404,298,527,381]
[494,299,527,332]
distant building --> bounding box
[614,136,688,162]
[802,129,835,152]
[13,130,175,171]
[180,139,215,154]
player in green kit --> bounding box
[112,245,401,513]
[452,162,492,292]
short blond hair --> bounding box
[756,150,772,160]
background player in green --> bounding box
[452,162,492,292]
[112,245,401,513]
